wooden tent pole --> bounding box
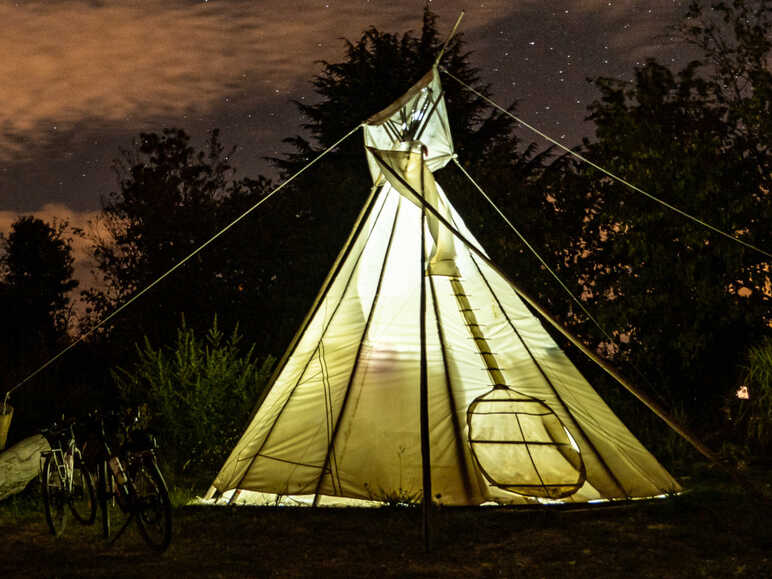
[503,285,722,463]
[419,157,433,552]
[435,11,465,66]
[504,261,770,498]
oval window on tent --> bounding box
[467,386,586,499]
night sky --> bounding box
[0,0,692,288]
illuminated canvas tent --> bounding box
[206,67,680,507]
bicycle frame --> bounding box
[40,425,76,492]
[40,419,96,536]
[89,410,172,551]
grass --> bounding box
[1,464,770,577]
[0,482,42,523]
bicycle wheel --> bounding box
[99,459,132,544]
[69,452,96,525]
[99,461,112,539]
[41,453,68,537]
[132,457,172,551]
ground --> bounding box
[1,467,770,578]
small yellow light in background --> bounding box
[736,385,750,400]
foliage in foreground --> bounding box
[112,318,274,481]
[725,337,772,457]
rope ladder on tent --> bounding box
[368,147,727,468]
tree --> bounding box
[0,216,83,439]
[678,0,771,169]
[277,8,517,169]
[553,0,771,427]
[81,129,274,354]
[0,216,78,360]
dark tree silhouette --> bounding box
[0,216,84,440]
[546,0,771,429]
[0,216,78,357]
[81,129,273,355]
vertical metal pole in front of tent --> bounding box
[418,153,433,552]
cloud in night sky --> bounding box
[1,1,265,160]
[1,1,684,161]
[0,0,690,219]
[0,0,403,160]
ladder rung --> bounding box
[469,440,569,446]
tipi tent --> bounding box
[206,67,680,507]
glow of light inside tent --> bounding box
[565,427,580,452]
[736,385,749,399]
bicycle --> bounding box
[85,409,172,552]
[39,418,97,536]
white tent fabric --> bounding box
[209,67,680,506]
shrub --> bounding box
[112,317,274,481]
[725,337,772,459]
